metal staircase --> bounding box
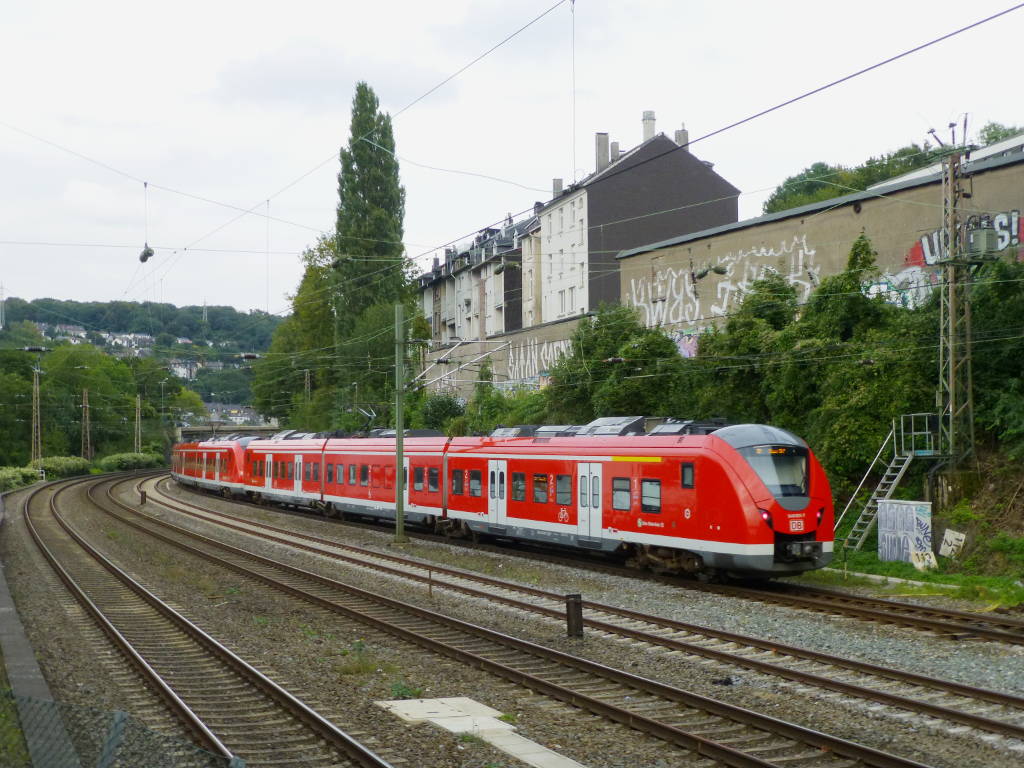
[835,414,940,551]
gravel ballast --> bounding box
[2,477,1022,767]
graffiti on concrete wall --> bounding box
[506,337,573,381]
[862,266,940,309]
[907,209,1020,267]
[627,234,820,327]
[867,209,1023,307]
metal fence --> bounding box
[1,690,236,768]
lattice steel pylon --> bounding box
[134,394,142,453]
[31,364,42,464]
[937,150,994,465]
[81,388,91,460]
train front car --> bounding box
[708,424,833,577]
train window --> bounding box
[360,464,369,486]
[272,462,277,479]
[451,469,464,495]
[469,469,482,497]
[304,462,311,481]
[414,466,424,491]
[591,478,599,509]
[327,463,334,484]
[489,470,495,499]
[428,467,439,492]
[511,472,526,501]
[641,479,661,513]
[337,464,344,484]
[287,462,294,480]
[612,478,631,510]
[349,464,357,485]
[532,474,548,504]
[579,476,588,508]
[681,462,695,489]
[313,463,320,482]
[556,474,572,505]
[499,471,505,500]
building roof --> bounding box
[541,133,740,213]
[617,144,1024,261]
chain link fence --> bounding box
[1,690,239,768]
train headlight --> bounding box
[759,508,772,529]
[817,507,824,524]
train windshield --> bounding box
[738,445,808,498]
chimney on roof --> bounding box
[552,178,563,197]
[674,123,689,150]
[642,110,656,141]
[610,141,620,162]
[595,132,610,172]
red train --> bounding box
[171,419,834,578]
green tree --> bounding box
[763,143,940,214]
[978,121,1022,146]
[544,304,652,423]
[332,82,409,421]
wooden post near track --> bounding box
[565,593,583,637]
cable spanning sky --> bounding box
[1,0,1021,315]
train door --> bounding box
[403,457,410,508]
[487,460,507,524]
[577,463,602,537]
[294,455,303,494]
[265,455,273,490]
[214,453,221,482]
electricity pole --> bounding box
[31,362,42,464]
[393,303,408,544]
[134,394,142,453]
[81,389,91,460]
[937,149,977,465]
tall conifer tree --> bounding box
[332,82,408,421]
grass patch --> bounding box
[457,732,483,744]
[389,680,423,699]
[796,547,1024,607]
[333,640,394,676]
[497,712,518,724]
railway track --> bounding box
[171,477,1024,646]
[24,476,394,768]
[141,477,1024,745]
[88,474,949,768]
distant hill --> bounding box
[3,297,282,352]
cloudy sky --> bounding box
[2,0,1021,318]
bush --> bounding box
[0,467,41,492]
[30,456,92,479]
[96,453,165,472]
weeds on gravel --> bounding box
[334,640,394,676]
[389,680,423,699]
[457,732,483,744]
[497,712,517,723]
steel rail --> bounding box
[21,476,236,762]
[105,478,934,768]
[41,475,395,768]
[164,474,1024,645]
[140,477,1024,740]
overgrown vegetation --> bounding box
[0,452,164,493]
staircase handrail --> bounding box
[834,424,895,533]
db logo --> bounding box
[557,508,570,523]
[790,519,804,532]
[683,508,692,519]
